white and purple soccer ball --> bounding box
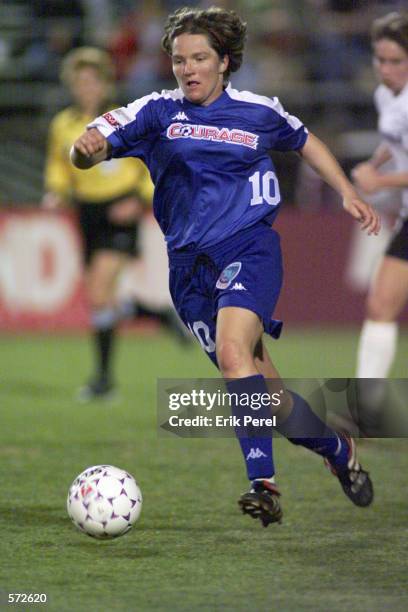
[67,465,142,539]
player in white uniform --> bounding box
[353,12,408,379]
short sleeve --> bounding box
[268,97,308,152]
[87,93,163,159]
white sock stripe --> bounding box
[334,434,342,456]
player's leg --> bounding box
[168,250,282,525]
[79,249,128,400]
[255,337,373,507]
[357,255,408,377]
[216,306,282,525]
[216,305,263,378]
[213,227,349,494]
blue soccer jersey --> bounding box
[89,84,308,251]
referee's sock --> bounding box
[226,375,275,481]
[91,308,118,383]
[278,391,349,470]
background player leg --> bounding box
[356,255,408,432]
[78,249,128,401]
[357,255,408,378]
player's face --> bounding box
[171,33,229,106]
[373,39,408,94]
[70,67,110,113]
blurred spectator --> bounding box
[0,35,8,71]
[82,0,114,48]
[305,0,373,83]
[107,9,139,80]
[123,4,173,97]
[20,21,81,81]
[31,0,84,20]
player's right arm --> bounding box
[351,142,392,189]
[71,127,112,169]
[366,142,393,169]
[72,94,161,170]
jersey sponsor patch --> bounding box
[102,112,121,127]
[216,261,242,289]
[167,123,259,150]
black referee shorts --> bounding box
[76,195,140,265]
[386,217,408,262]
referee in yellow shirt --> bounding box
[42,47,154,401]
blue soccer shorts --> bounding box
[168,222,283,367]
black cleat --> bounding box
[76,378,118,403]
[238,479,282,527]
[325,436,374,507]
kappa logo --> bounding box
[231,282,246,291]
[172,112,189,121]
[246,448,268,460]
[216,262,242,290]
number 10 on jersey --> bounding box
[249,170,280,207]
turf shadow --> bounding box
[0,380,69,400]
[64,541,161,559]
[0,505,67,527]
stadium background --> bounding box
[1,0,407,329]
[1,2,407,611]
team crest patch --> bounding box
[216,262,242,290]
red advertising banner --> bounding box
[0,207,403,330]
[0,209,87,330]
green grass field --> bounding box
[0,329,407,611]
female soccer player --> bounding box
[353,12,408,379]
[42,47,153,401]
[71,7,380,525]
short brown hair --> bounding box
[161,6,247,81]
[60,46,116,87]
[372,12,408,54]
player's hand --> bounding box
[41,192,67,210]
[351,163,381,194]
[71,128,109,168]
[342,193,381,235]
[108,197,144,224]
[73,128,107,157]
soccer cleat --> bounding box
[76,378,118,403]
[324,436,374,507]
[238,479,282,527]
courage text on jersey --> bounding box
[166,123,259,150]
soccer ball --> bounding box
[67,465,142,539]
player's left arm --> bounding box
[299,132,381,235]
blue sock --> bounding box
[278,391,349,470]
[226,375,275,481]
